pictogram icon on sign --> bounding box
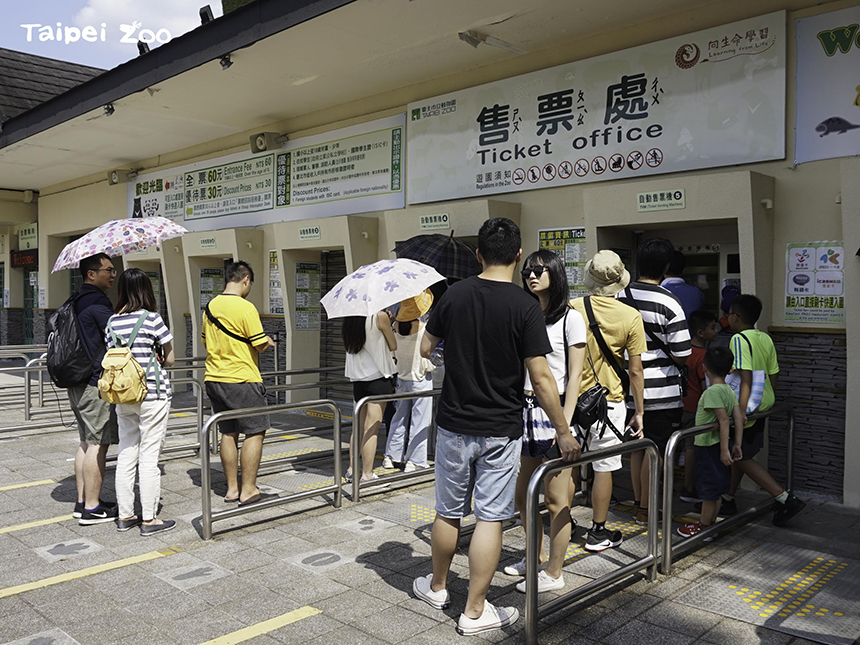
[528,166,541,183]
[512,168,525,185]
[558,161,573,179]
[574,159,589,177]
[591,156,606,174]
[542,163,557,181]
[627,151,643,170]
[609,153,625,172]
[646,148,663,167]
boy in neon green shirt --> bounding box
[677,347,744,539]
[723,294,805,527]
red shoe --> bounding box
[676,522,714,542]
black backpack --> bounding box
[46,294,94,389]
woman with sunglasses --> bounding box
[504,250,586,593]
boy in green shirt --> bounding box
[723,294,805,527]
[677,347,744,538]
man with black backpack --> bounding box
[572,250,646,551]
[65,253,120,525]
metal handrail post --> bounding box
[787,408,795,491]
[352,398,362,502]
[660,404,794,575]
[38,353,46,408]
[200,399,342,540]
[524,439,660,645]
[273,333,280,405]
[350,389,441,502]
[23,367,31,421]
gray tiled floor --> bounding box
[0,399,858,645]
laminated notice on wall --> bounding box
[785,241,844,325]
[538,227,587,299]
[294,262,321,331]
[269,250,284,315]
[200,268,224,324]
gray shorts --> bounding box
[68,384,119,445]
[434,426,521,522]
[205,381,269,435]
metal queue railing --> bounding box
[660,404,795,575]
[350,389,441,502]
[524,439,661,645]
[199,399,343,540]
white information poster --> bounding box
[269,250,284,315]
[794,6,860,164]
[538,227,587,299]
[785,241,844,324]
[407,12,785,204]
[128,115,405,231]
[199,268,224,324]
[294,262,321,331]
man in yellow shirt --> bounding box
[571,250,646,549]
[203,261,275,506]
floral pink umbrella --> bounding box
[52,217,189,272]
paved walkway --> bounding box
[0,399,857,645]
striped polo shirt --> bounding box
[617,281,691,411]
[105,310,173,400]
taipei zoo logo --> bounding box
[21,21,172,46]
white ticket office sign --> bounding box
[128,115,405,231]
[407,12,785,204]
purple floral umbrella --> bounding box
[52,217,189,272]
[321,259,445,319]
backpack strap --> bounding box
[107,311,149,348]
[623,287,675,366]
[583,296,630,394]
[205,303,253,345]
[108,312,162,399]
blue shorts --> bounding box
[694,443,731,501]
[434,426,522,522]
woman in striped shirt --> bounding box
[105,268,176,536]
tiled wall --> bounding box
[768,330,846,502]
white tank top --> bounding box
[395,322,432,382]
[345,314,396,382]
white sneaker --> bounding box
[503,557,527,577]
[457,600,519,636]
[412,574,450,609]
[404,462,427,473]
[516,569,565,593]
[382,456,395,469]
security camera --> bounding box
[249,132,286,153]
[107,169,135,185]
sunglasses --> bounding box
[521,265,547,280]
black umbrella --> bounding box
[393,232,481,280]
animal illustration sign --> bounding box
[795,6,860,163]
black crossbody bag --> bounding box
[622,288,689,397]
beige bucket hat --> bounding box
[582,250,630,296]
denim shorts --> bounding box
[434,426,522,522]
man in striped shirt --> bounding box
[618,239,691,524]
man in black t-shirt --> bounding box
[411,218,580,637]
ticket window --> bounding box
[598,223,740,315]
